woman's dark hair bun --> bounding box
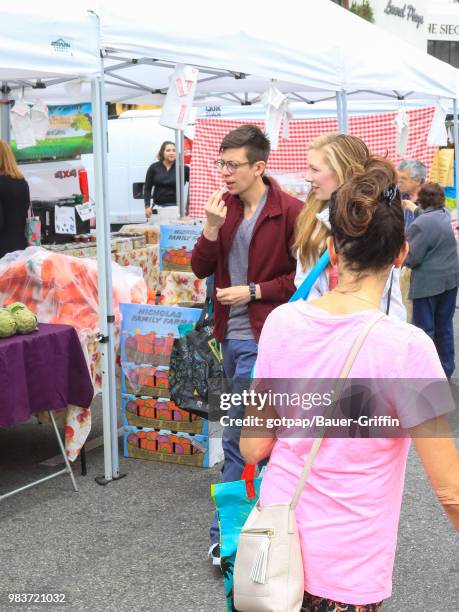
[329,157,405,273]
[332,158,397,237]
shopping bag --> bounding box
[169,298,228,418]
[211,465,262,612]
[25,212,41,246]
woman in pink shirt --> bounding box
[240,157,459,611]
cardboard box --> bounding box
[123,331,175,367]
[123,426,223,468]
[122,394,208,434]
[121,363,170,398]
[159,224,202,272]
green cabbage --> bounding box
[13,309,38,334]
[0,308,18,337]
[6,302,27,315]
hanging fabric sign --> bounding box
[159,64,199,131]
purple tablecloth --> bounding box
[0,323,94,427]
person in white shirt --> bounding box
[293,133,406,320]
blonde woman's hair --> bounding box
[0,139,23,179]
[293,133,370,269]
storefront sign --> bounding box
[384,1,424,29]
[428,22,459,40]
[373,0,428,49]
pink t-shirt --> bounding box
[255,302,452,605]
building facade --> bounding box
[333,0,459,67]
[428,3,459,68]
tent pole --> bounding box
[336,92,343,132]
[175,129,181,214]
[341,91,349,133]
[453,98,459,227]
[179,130,185,217]
[1,83,11,142]
[91,76,121,484]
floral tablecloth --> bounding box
[113,245,160,294]
[65,405,92,461]
[158,271,206,305]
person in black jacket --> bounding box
[144,140,189,221]
[0,139,30,259]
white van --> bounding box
[21,109,194,227]
[84,110,188,226]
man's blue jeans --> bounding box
[412,287,458,379]
[210,338,258,545]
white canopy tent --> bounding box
[94,0,459,246]
[9,0,458,106]
[2,0,459,481]
[0,3,121,484]
[9,1,458,194]
[96,0,457,101]
[13,0,458,213]
[0,5,99,80]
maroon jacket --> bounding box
[191,177,303,342]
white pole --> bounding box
[453,99,459,227]
[1,83,10,142]
[91,75,119,481]
[341,91,349,134]
[175,129,181,214]
[336,91,343,133]
[179,130,185,216]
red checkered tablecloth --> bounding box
[188,108,436,218]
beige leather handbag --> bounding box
[233,312,385,612]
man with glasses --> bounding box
[191,124,302,566]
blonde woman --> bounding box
[0,139,30,258]
[294,133,406,320]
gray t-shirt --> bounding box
[225,188,269,340]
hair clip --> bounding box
[382,184,398,206]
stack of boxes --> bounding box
[158,223,206,306]
[120,303,223,468]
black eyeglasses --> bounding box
[215,159,251,174]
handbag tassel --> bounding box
[250,536,270,584]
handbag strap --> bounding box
[385,269,394,315]
[195,297,212,331]
[290,311,385,510]
[289,250,331,303]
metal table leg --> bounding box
[0,410,78,502]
